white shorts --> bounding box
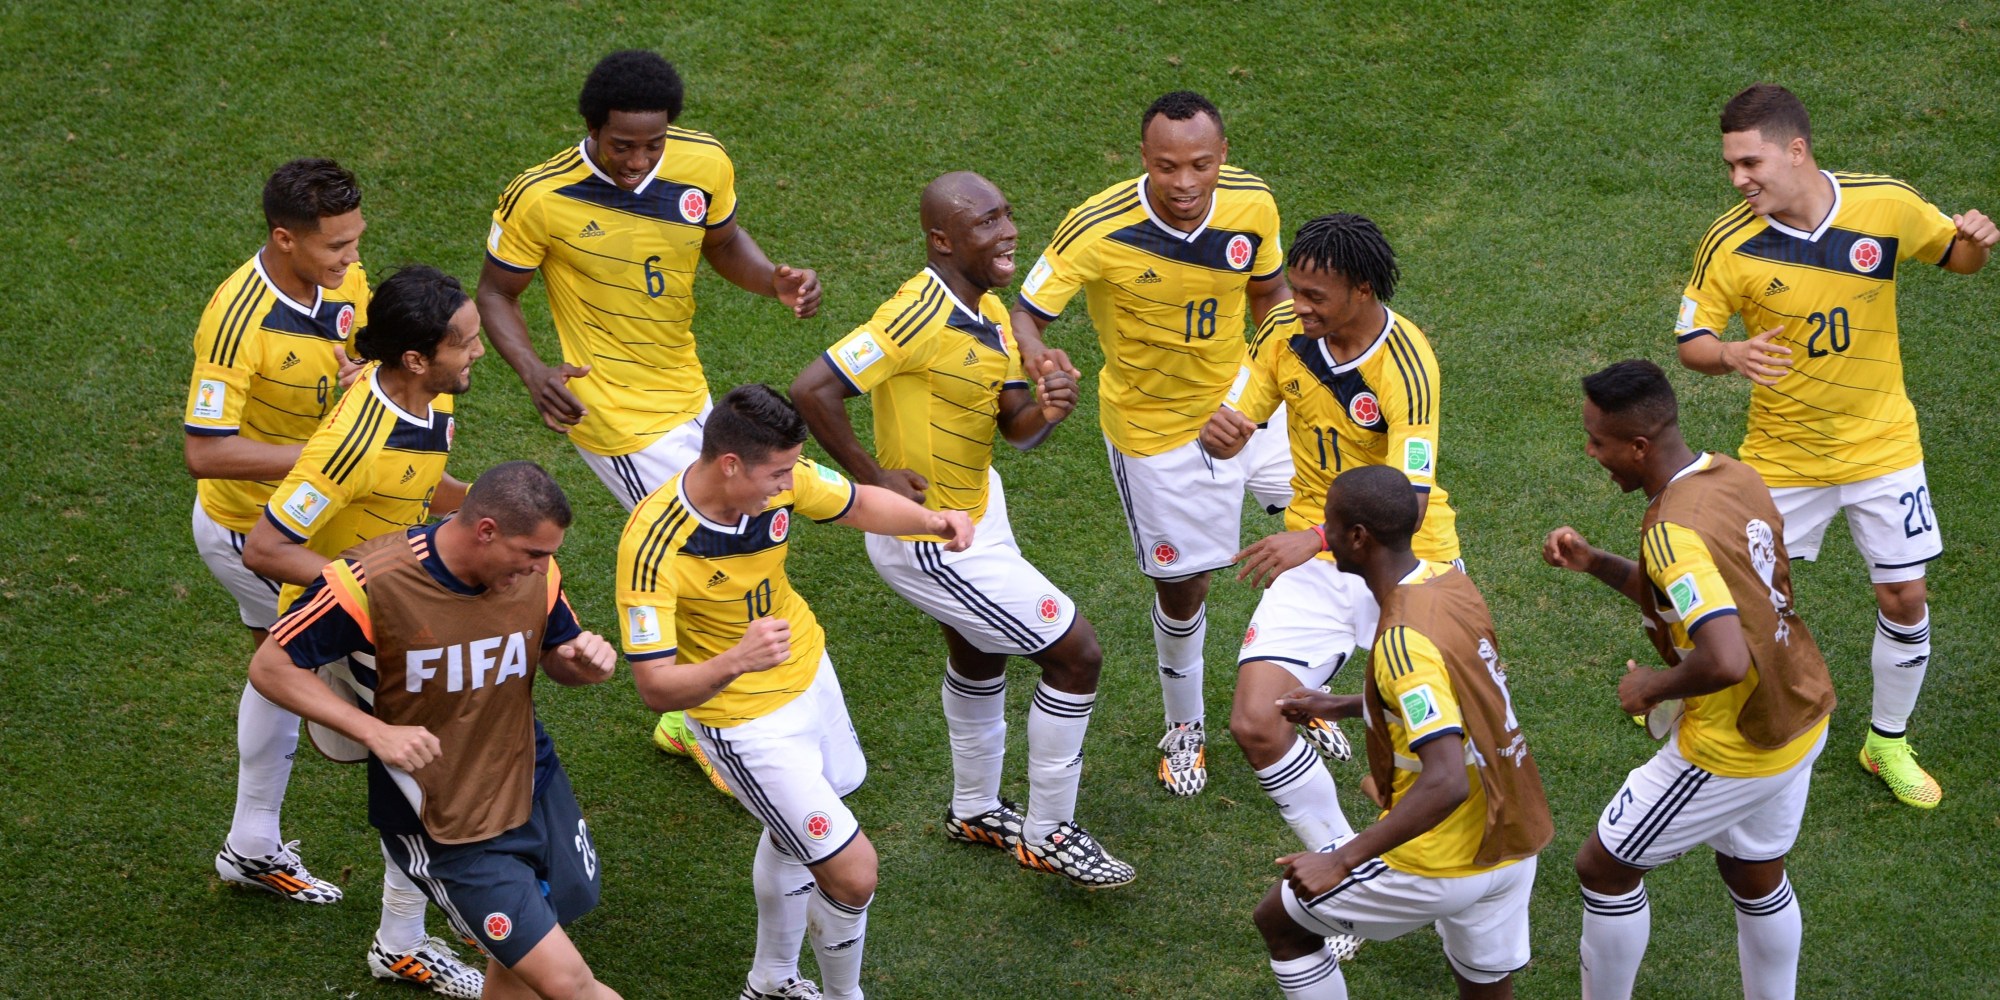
[1770,462,1939,584]
[1237,556,1379,686]
[575,399,712,512]
[1281,846,1538,985]
[864,469,1076,656]
[1596,728,1826,869]
[192,500,282,630]
[1105,404,1294,580]
[694,653,868,865]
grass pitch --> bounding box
[2,2,1997,996]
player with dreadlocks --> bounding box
[1203,213,1463,965]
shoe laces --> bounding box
[1159,722,1203,753]
[270,839,306,867]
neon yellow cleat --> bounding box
[653,710,733,798]
[1859,733,1940,809]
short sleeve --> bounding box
[186,282,257,435]
[270,565,371,669]
[1252,195,1285,280]
[1378,329,1442,492]
[1225,306,1286,424]
[823,289,928,395]
[1643,521,1738,636]
[1676,234,1744,342]
[615,514,682,662]
[1374,625,1465,750]
[263,396,373,543]
[487,183,549,273]
[706,149,738,229]
[1016,215,1098,320]
[1892,187,1958,266]
[792,458,857,523]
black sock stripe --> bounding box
[943,670,1006,698]
[1257,740,1320,790]
[1152,603,1204,636]
[1582,886,1651,916]
[1030,685,1095,719]
[1273,951,1339,987]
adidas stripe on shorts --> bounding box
[1596,728,1827,869]
[1104,404,1293,581]
[574,398,711,512]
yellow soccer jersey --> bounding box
[486,131,739,457]
[616,458,858,727]
[187,253,369,533]
[823,268,1029,538]
[1017,168,1284,456]
[1641,509,1828,777]
[1229,303,1459,562]
[1676,171,1958,487]
[1370,562,1513,878]
[264,366,456,612]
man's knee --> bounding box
[1154,573,1211,619]
[1253,885,1320,959]
[1574,832,1643,894]
[1874,579,1928,624]
[811,834,878,906]
[1037,620,1102,692]
[1230,663,1298,766]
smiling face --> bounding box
[277,209,365,291]
[1722,127,1814,220]
[1582,399,1646,494]
[939,179,1019,290]
[418,301,486,395]
[589,109,672,190]
[722,444,803,515]
[479,516,565,591]
[1140,111,1227,228]
[1288,262,1370,339]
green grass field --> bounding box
[4,2,1997,996]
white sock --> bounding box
[226,682,299,858]
[1732,876,1801,1000]
[376,851,429,954]
[941,663,1006,818]
[1271,947,1347,999]
[1153,600,1205,726]
[1255,737,1352,849]
[1870,608,1930,737]
[808,887,870,1000]
[748,832,811,993]
[1580,884,1650,1000]
[1024,683,1094,843]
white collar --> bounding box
[1137,175,1215,242]
[1668,451,1713,484]
[251,250,322,317]
[577,137,661,196]
[676,471,752,535]
[923,267,1000,334]
[1762,170,1841,242]
[1396,559,1437,586]
[367,369,433,428]
[1315,306,1397,374]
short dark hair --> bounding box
[1328,466,1420,550]
[461,461,573,535]
[1289,213,1400,302]
[579,50,685,130]
[262,158,361,234]
[1582,359,1679,436]
[701,384,809,464]
[353,265,468,364]
[1721,83,1811,147]
[1141,90,1224,139]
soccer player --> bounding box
[618,385,973,1000]
[475,49,821,782]
[1205,213,1460,858]
[250,462,624,1000]
[791,171,1132,888]
[237,264,484,997]
[1674,83,1994,808]
[1254,466,1550,1000]
[1545,360,1836,1000]
[1010,90,1294,793]
[188,158,367,912]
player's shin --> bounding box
[1024,684,1095,842]
[227,681,300,858]
[1270,947,1348,1000]
[941,662,1006,817]
[1153,599,1206,725]
[750,832,811,993]
[1255,737,1352,849]
[1579,883,1650,1000]
[1731,876,1801,1000]
[1869,608,1930,736]
[806,886,870,1000]
[377,859,430,955]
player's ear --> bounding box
[270,225,296,253]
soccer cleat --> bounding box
[944,799,1024,851]
[368,936,484,999]
[1157,721,1208,796]
[1300,685,1352,762]
[1015,820,1135,889]
[1859,734,1941,809]
[654,710,734,798]
[214,839,343,904]
[1325,933,1364,963]
[740,977,823,1000]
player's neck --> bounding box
[373,366,437,421]
[682,462,744,524]
[1324,301,1389,360]
[927,258,989,313]
[257,244,319,306]
[1640,442,1700,498]
[430,519,488,590]
[1361,550,1424,605]
[1771,167,1833,232]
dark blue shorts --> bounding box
[380,764,601,967]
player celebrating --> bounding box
[1204,213,1458,853]
[475,49,822,784]
[618,385,973,1000]
[1010,91,1293,793]
[1674,83,1994,808]
[238,264,484,998]
[1255,466,1550,1000]
[188,158,367,912]
[251,462,624,1000]
[1545,360,1835,1000]
[792,172,1131,888]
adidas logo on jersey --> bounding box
[1764,277,1790,297]
[280,351,301,370]
[1283,378,1301,396]
[579,220,606,238]
[1135,268,1162,284]
[963,348,979,366]
[706,570,729,588]
[400,464,417,484]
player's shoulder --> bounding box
[1830,170,1929,203]
[664,124,730,157]
[1215,164,1276,210]
[620,481,698,566]
[1374,623,1441,679]
[1047,176,1145,254]
[1249,300,1299,358]
[203,255,264,310]
[873,272,951,344]
[1694,197,1763,252]
[496,144,591,219]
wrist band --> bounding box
[1310,524,1328,552]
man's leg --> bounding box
[1576,833,1651,1000]
[1716,854,1800,1000]
[940,627,1012,828]
[481,924,622,1000]
[1255,884,1347,1000]
[745,832,814,996]
[805,834,878,1000]
[1153,572,1211,734]
[1861,577,1938,807]
[1233,660,1350,849]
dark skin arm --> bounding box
[1246,271,1291,327]
[790,357,925,503]
[700,217,821,316]
[1614,615,1750,716]
[1005,306,1082,391]
[475,259,593,433]
[996,358,1078,451]
[1542,526,1651,608]
[1276,730,1470,898]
